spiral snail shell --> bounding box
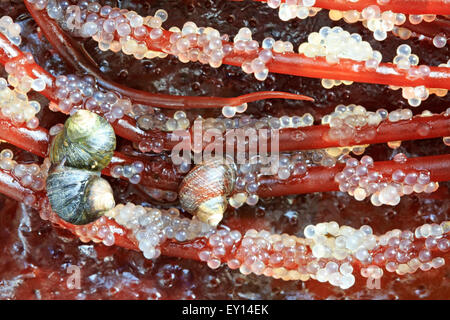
[179,157,236,227]
[49,109,116,171]
[46,164,115,225]
[46,110,116,225]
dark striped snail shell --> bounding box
[49,109,116,171]
[46,165,115,225]
[179,157,236,227]
[46,110,116,225]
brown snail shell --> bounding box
[179,157,236,227]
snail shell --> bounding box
[179,157,236,227]
[46,165,115,225]
[50,110,116,171]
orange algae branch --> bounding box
[265,53,450,90]
[0,119,49,158]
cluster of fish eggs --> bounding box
[298,26,380,88]
[389,45,432,107]
[0,22,47,130]
[236,28,300,81]
[168,23,282,82]
[328,6,442,45]
[110,161,144,185]
[269,0,321,22]
[92,8,168,60]
[162,111,191,131]
[171,112,316,172]
[299,26,380,64]
[73,216,118,246]
[305,222,377,265]
[38,0,315,84]
[393,44,421,70]
[321,104,422,153]
[200,221,449,288]
[172,113,312,176]
[203,226,359,288]
[216,112,315,132]
[107,202,215,259]
[335,156,439,205]
[322,104,387,146]
[135,108,189,152]
[199,229,243,269]
[360,6,406,41]
[0,15,22,45]
[134,106,169,132]
[229,160,266,209]
[0,149,49,205]
[320,78,354,90]
[222,104,248,118]
[233,230,314,281]
[201,228,318,282]
[377,223,449,276]
[0,77,41,129]
[386,108,413,122]
[267,113,314,129]
[134,136,166,154]
[238,29,276,81]
[330,6,406,41]
[168,22,232,69]
[305,221,449,283]
[53,74,133,122]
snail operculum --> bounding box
[49,110,116,171]
[179,157,236,227]
[46,165,115,225]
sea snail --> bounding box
[46,165,115,225]
[46,110,116,225]
[179,157,236,227]
[49,109,116,171]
